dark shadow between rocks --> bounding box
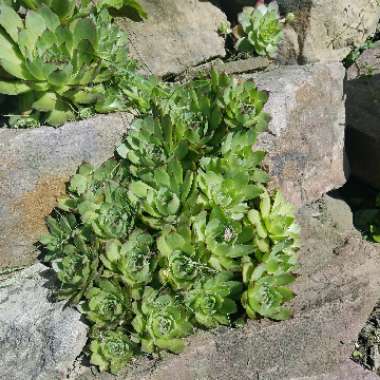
[345,73,380,190]
[200,0,276,24]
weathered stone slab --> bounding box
[277,0,380,63]
[119,0,227,77]
[345,72,380,189]
[175,57,272,82]
[71,196,380,379]
[246,62,347,207]
[0,113,131,268]
[0,263,88,380]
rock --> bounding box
[345,72,380,189]
[276,25,300,65]
[73,195,380,379]
[277,0,380,63]
[0,263,88,380]
[118,0,227,77]
[0,113,131,268]
[246,62,347,207]
[174,56,271,82]
[347,42,380,80]
[306,360,380,380]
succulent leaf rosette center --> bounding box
[169,251,198,281]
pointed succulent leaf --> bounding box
[0,3,23,42]
[0,80,32,95]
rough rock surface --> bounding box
[119,0,227,77]
[175,57,271,82]
[72,196,380,379]
[345,71,380,189]
[0,263,88,380]
[276,25,300,65]
[246,62,347,207]
[0,113,131,268]
[347,42,380,80]
[305,360,379,380]
[277,0,380,63]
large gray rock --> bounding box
[345,70,380,189]
[246,62,347,207]
[72,196,380,379]
[0,263,88,380]
[119,0,227,77]
[277,0,380,63]
[0,113,131,268]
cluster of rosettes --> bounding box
[40,69,299,374]
[0,0,147,127]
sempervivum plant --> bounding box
[57,161,135,241]
[132,287,193,354]
[192,208,256,272]
[39,213,78,260]
[0,0,139,127]
[53,238,99,303]
[101,230,156,296]
[197,155,263,220]
[185,272,242,328]
[128,160,198,230]
[89,328,137,374]
[157,227,209,290]
[234,2,284,57]
[241,272,296,321]
[247,189,300,256]
[81,279,132,328]
[116,116,191,182]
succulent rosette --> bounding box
[197,156,263,220]
[0,0,142,127]
[58,162,135,241]
[128,160,197,230]
[101,229,156,295]
[185,272,242,328]
[81,279,132,327]
[52,239,98,303]
[241,273,296,321]
[235,3,284,57]
[157,227,208,290]
[132,287,193,354]
[39,213,78,260]
[89,328,137,374]
[192,208,255,272]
